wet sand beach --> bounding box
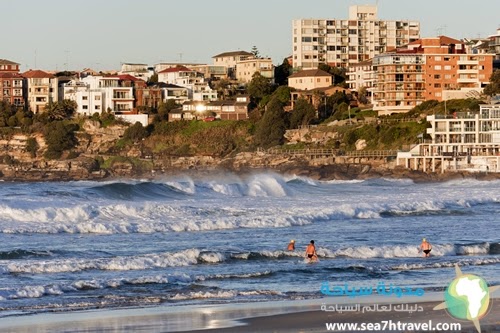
[0,295,498,333]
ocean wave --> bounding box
[1,249,218,274]
[389,257,500,271]
[0,273,197,300]
[169,289,282,301]
[0,249,54,260]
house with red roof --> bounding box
[22,69,59,113]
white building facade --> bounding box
[63,80,104,116]
[397,102,500,173]
[81,76,134,113]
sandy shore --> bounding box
[0,294,498,333]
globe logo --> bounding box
[434,264,499,333]
[444,274,489,321]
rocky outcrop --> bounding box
[0,120,498,182]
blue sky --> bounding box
[2,0,498,71]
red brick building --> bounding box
[0,59,24,106]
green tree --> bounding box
[358,86,369,105]
[123,122,148,142]
[274,58,292,86]
[247,72,272,104]
[484,69,500,97]
[289,98,316,129]
[254,97,287,148]
[44,122,79,159]
[318,64,347,85]
[271,86,292,105]
[26,137,38,158]
[147,73,158,84]
[251,45,260,58]
[45,100,77,121]
[155,99,179,122]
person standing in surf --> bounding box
[287,240,295,251]
[420,238,432,257]
[305,240,317,262]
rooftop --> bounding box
[0,59,19,66]
[22,69,55,79]
[288,69,332,78]
[212,51,253,58]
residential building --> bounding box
[288,69,333,91]
[292,5,420,69]
[119,63,154,81]
[158,66,217,101]
[162,83,189,104]
[373,36,494,115]
[397,101,500,173]
[81,75,143,113]
[236,57,274,83]
[63,80,104,116]
[489,28,500,68]
[135,84,163,111]
[154,62,204,73]
[22,70,59,113]
[212,51,253,79]
[346,59,375,99]
[171,95,250,121]
[188,64,228,80]
[0,59,20,73]
[0,60,23,107]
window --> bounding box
[445,74,452,79]
[83,105,88,110]
[95,95,101,100]
[444,65,451,70]
[434,83,441,88]
[434,65,442,70]
[435,56,441,61]
[434,74,441,79]
[82,96,88,100]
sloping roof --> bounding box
[0,72,23,78]
[212,51,253,58]
[158,66,193,74]
[0,59,19,66]
[117,74,144,82]
[288,69,332,79]
[438,35,463,45]
[22,69,54,79]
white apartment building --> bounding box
[346,59,375,98]
[158,66,217,101]
[235,57,274,83]
[397,101,500,173]
[22,70,59,113]
[490,28,500,61]
[63,80,104,116]
[292,5,420,69]
[81,76,134,113]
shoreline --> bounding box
[1,164,499,183]
[0,295,498,332]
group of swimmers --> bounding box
[287,238,433,260]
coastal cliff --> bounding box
[0,120,496,182]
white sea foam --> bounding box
[318,244,456,259]
[246,174,289,197]
[1,249,217,274]
[390,257,500,271]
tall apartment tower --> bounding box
[292,5,420,69]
